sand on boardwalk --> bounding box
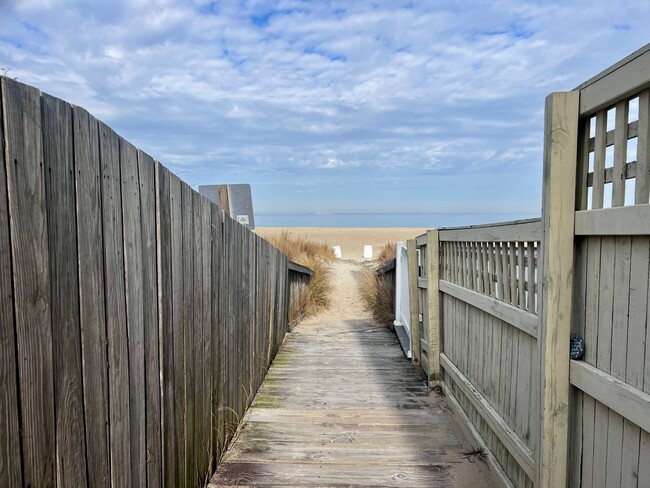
[256,227,426,260]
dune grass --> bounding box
[265,231,334,318]
[360,242,397,327]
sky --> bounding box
[1,1,649,214]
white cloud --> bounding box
[0,0,648,212]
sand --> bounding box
[256,227,426,260]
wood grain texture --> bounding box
[3,78,55,488]
[99,121,131,487]
[538,91,579,488]
[73,106,110,488]
[156,162,177,487]
[211,315,499,488]
[138,150,161,488]
[42,92,88,487]
[120,138,146,487]
[0,77,23,488]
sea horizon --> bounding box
[254,212,540,228]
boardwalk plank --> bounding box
[211,303,499,487]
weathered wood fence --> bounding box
[404,44,650,488]
[0,77,311,488]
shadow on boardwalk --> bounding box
[210,261,500,487]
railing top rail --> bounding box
[288,260,313,277]
[437,217,542,242]
[574,42,650,115]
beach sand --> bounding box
[256,227,427,260]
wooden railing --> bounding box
[403,44,650,488]
[0,76,310,488]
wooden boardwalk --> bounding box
[210,314,499,487]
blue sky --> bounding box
[1,1,649,214]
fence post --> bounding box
[538,91,579,488]
[407,239,421,366]
[426,230,440,386]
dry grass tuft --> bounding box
[376,242,397,267]
[265,231,334,317]
[359,241,397,327]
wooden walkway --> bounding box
[210,315,499,487]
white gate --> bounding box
[393,242,412,358]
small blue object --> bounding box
[570,336,585,360]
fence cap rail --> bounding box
[437,217,542,242]
[574,42,650,115]
[376,258,396,275]
[288,260,313,276]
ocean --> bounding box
[254,213,540,228]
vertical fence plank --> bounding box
[0,77,23,488]
[3,78,55,487]
[42,93,89,487]
[99,121,131,487]
[180,181,194,487]
[200,197,212,480]
[612,100,629,207]
[74,106,110,488]
[538,91,579,488]
[210,204,222,470]
[169,174,184,486]
[426,230,440,385]
[138,150,161,488]
[637,89,650,204]
[592,110,607,209]
[156,163,177,487]
[191,191,204,485]
[120,138,146,487]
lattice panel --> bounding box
[579,89,650,210]
[440,241,539,314]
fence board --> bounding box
[120,138,147,487]
[3,78,55,488]
[156,163,177,487]
[74,106,110,488]
[42,92,89,487]
[99,121,131,487]
[0,78,22,488]
[181,181,195,487]
[0,77,304,488]
[138,150,162,488]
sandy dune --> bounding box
[256,227,426,260]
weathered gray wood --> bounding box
[42,92,89,487]
[575,202,650,235]
[592,109,607,209]
[191,190,204,485]
[3,78,55,487]
[612,100,629,206]
[571,360,650,437]
[169,173,184,486]
[120,138,146,487]
[440,353,535,478]
[210,203,222,471]
[426,230,440,385]
[200,196,212,479]
[438,219,541,242]
[439,280,538,337]
[99,120,131,487]
[138,150,161,488]
[0,77,23,488]
[180,181,195,487]
[73,105,110,488]
[637,89,650,204]
[538,91,579,488]
[156,162,177,487]
[577,42,650,114]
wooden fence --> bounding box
[0,77,311,488]
[404,43,650,488]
